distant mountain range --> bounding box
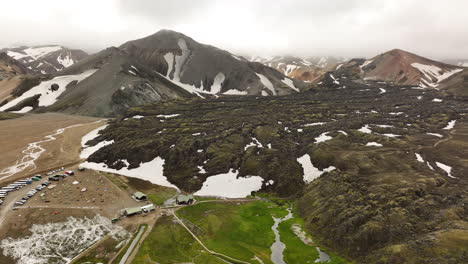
[248,55,347,83]
[0,45,88,74]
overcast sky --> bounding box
[1,0,467,59]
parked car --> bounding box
[15,201,24,206]
[49,176,60,181]
[64,170,74,176]
[42,181,51,186]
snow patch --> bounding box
[194,169,264,198]
[210,72,225,94]
[358,125,372,134]
[0,70,97,111]
[443,120,456,130]
[435,162,456,178]
[256,73,276,95]
[297,154,335,183]
[366,142,382,147]
[314,132,332,143]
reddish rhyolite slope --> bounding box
[361,49,463,87]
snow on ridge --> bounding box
[23,46,63,59]
[297,154,335,183]
[360,59,374,69]
[0,69,97,111]
[57,52,74,68]
[411,62,463,87]
[194,169,264,198]
[256,73,276,95]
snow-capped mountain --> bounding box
[248,55,346,83]
[358,49,463,88]
[0,45,88,74]
[120,30,307,96]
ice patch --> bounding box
[194,169,264,198]
[297,154,335,183]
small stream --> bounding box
[270,208,331,264]
[270,208,293,264]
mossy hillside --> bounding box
[87,81,465,197]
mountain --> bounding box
[0,30,306,117]
[119,30,307,96]
[0,47,193,116]
[249,55,346,83]
[359,49,464,87]
[0,45,88,74]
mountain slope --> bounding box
[41,47,194,117]
[120,30,307,96]
[360,49,463,87]
[0,53,42,109]
[1,45,88,74]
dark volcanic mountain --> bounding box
[120,30,307,96]
[0,45,88,74]
[41,47,194,117]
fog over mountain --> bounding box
[1,0,468,60]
